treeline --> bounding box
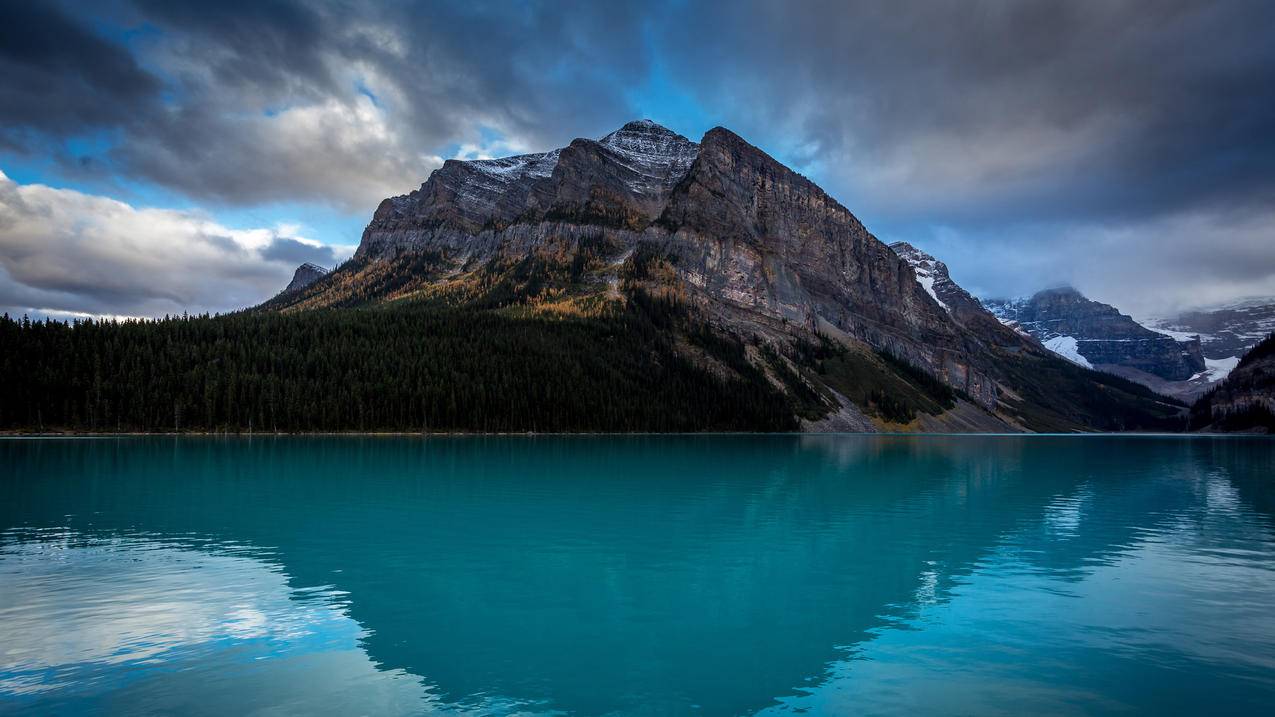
[1189,333,1275,432]
[0,301,798,433]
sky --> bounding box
[2,0,1273,320]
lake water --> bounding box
[1,436,1274,715]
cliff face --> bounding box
[889,242,985,321]
[269,120,1184,432]
[654,128,1012,407]
[986,287,1206,381]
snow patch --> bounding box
[469,149,561,182]
[890,242,950,313]
[915,273,948,311]
[1203,355,1240,383]
[1043,335,1093,369]
[1141,319,1206,343]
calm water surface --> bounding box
[1,436,1274,715]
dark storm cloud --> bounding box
[15,0,1271,222]
[259,236,338,267]
[0,0,159,134]
[0,0,655,209]
[661,0,1275,226]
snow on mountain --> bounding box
[890,242,949,312]
[597,119,699,196]
[1043,336,1093,368]
[1201,355,1240,383]
[599,119,699,171]
[983,288,1205,382]
[1144,299,1275,360]
[469,149,561,183]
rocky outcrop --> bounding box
[889,242,1031,350]
[355,120,698,260]
[985,287,1206,381]
[282,263,329,294]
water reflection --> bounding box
[1,436,1273,715]
[0,529,548,715]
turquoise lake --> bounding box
[2,436,1274,715]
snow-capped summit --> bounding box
[1145,299,1275,361]
[467,148,561,185]
[889,242,991,325]
[599,120,698,170]
[890,242,952,312]
[597,120,699,197]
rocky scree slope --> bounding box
[269,120,1182,432]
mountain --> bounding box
[1190,333,1275,433]
[0,120,1186,434]
[267,120,1182,433]
[984,288,1207,386]
[1146,299,1275,360]
[888,242,989,324]
[281,263,329,294]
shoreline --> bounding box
[1,430,1266,438]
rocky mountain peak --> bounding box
[282,262,328,294]
[889,242,950,307]
[888,241,998,330]
[602,118,685,143]
[591,119,699,198]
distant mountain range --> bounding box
[978,288,1273,402]
[1146,300,1275,360]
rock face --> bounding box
[271,120,1185,432]
[282,263,329,294]
[356,120,699,260]
[985,288,1206,381]
[349,122,1030,408]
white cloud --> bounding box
[114,95,441,212]
[0,171,334,318]
[913,205,1275,317]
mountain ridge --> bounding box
[984,287,1207,380]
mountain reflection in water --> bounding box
[2,436,1273,715]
